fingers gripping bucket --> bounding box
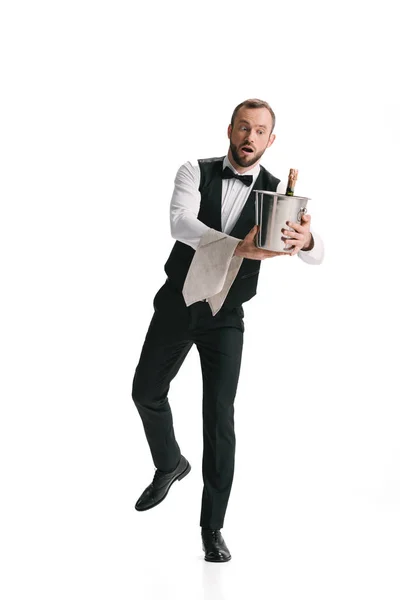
[254,190,310,252]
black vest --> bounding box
[164,156,280,309]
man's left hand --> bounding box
[281,214,313,256]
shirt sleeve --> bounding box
[170,161,210,250]
[298,230,324,264]
[173,161,244,316]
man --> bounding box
[131,99,324,562]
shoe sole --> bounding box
[135,461,191,512]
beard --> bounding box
[229,139,268,169]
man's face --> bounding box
[227,107,276,171]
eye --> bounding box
[258,130,264,135]
[240,126,248,131]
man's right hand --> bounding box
[234,225,290,260]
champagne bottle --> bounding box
[285,168,298,196]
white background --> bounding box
[1,1,399,598]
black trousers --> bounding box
[131,278,244,529]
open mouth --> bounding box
[241,146,254,154]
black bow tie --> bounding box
[222,166,253,187]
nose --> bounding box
[245,129,256,144]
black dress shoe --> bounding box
[201,529,231,562]
[135,455,191,511]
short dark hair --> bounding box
[230,98,276,133]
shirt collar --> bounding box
[223,155,261,181]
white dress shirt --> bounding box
[170,155,324,264]
[170,156,324,315]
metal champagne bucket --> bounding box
[254,190,310,252]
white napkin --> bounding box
[182,229,243,316]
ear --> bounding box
[227,124,232,139]
[267,133,276,148]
